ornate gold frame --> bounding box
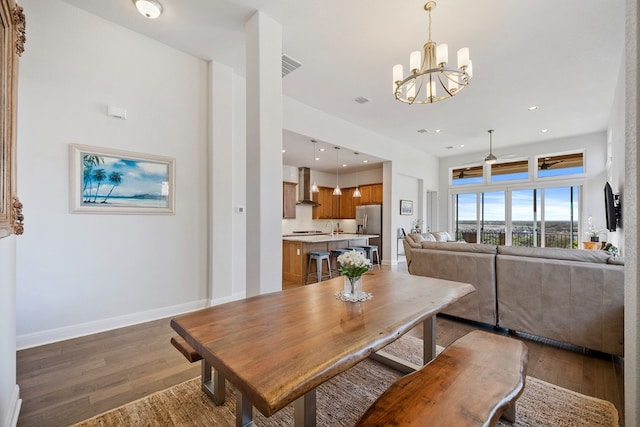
[0,0,24,238]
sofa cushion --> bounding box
[431,231,452,242]
[497,245,610,264]
[420,241,497,254]
[422,233,438,242]
[408,233,425,244]
[608,256,625,265]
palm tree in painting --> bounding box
[91,168,106,203]
[82,155,104,202]
[102,171,123,203]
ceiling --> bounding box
[58,0,626,173]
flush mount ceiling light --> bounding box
[484,129,498,165]
[392,1,472,105]
[333,147,342,196]
[134,0,163,19]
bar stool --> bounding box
[359,244,381,269]
[331,248,350,275]
[306,251,332,284]
[346,247,366,255]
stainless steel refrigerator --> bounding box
[356,204,382,259]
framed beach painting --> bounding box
[400,199,413,215]
[69,144,175,214]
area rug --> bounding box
[73,335,619,427]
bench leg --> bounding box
[422,316,436,363]
[294,389,316,427]
[236,391,254,427]
[502,402,517,423]
[201,360,225,405]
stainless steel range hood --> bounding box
[297,167,319,206]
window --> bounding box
[490,160,529,182]
[451,165,483,186]
[453,185,581,248]
[537,152,584,178]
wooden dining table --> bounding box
[170,269,475,427]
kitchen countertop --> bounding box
[282,233,378,243]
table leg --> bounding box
[236,390,254,427]
[201,360,225,405]
[294,389,316,427]
[422,316,436,364]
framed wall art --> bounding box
[0,0,26,238]
[400,199,413,215]
[69,144,175,214]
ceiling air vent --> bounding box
[354,96,369,104]
[282,54,302,78]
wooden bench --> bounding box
[171,335,225,405]
[356,330,528,427]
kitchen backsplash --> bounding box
[282,204,357,235]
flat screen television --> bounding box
[604,182,618,231]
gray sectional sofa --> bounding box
[403,232,624,356]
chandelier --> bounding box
[392,1,472,104]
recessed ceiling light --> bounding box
[363,160,369,163]
[342,164,347,167]
[528,106,538,111]
[315,157,320,161]
[282,149,286,153]
[354,96,370,104]
[541,129,548,133]
[435,129,442,133]
[134,0,163,19]
[319,148,326,152]
[460,144,465,148]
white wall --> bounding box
[0,236,20,427]
[15,0,209,348]
[438,132,609,240]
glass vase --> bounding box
[343,276,363,300]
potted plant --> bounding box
[412,219,423,233]
[586,216,605,242]
[337,250,372,300]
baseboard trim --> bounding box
[209,292,246,306]
[16,300,208,350]
[3,385,21,427]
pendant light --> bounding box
[310,140,319,194]
[352,152,362,198]
[333,147,342,196]
[484,129,498,164]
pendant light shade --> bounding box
[310,140,319,194]
[353,152,362,198]
[484,129,498,165]
[333,147,342,196]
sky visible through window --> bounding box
[457,187,578,222]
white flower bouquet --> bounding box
[337,250,372,280]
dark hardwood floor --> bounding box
[16,264,624,426]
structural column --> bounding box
[210,62,240,301]
[245,11,283,296]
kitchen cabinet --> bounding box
[371,183,383,203]
[340,188,357,219]
[358,183,383,205]
[312,184,382,219]
[283,182,297,218]
[312,187,334,219]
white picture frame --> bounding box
[69,144,175,214]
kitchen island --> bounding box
[282,234,378,285]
